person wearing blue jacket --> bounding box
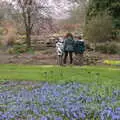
[74,36,85,65]
[63,33,74,64]
[74,36,85,54]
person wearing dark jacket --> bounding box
[74,36,85,54]
[74,36,85,65]
[63,33,74,64]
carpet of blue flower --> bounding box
[0,82,120,120]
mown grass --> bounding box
[0,64,120,87]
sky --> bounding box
[3,0,71,19]
[48,0,71,19]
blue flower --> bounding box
[41,116,49,120]
[54,116,63,120]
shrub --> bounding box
[8,43,27,54]
[108,43,119,54]
[2,22,17,47]
[7,47,15,54]
[8,43,35,54]
[26,48,34,54]
[84,13,113,46]
[85,42,95,51]
[6,34,16,46]
[96,44,108,53]
[96,42,120,54]
[13,44,27,54]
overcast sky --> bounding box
[3,0,71,19]
[48,0,72,19]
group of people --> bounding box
[56,33,85,66]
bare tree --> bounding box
[58,0,88,33]
[11,0,51,48]
[65,0,88,6]
[0,0,15,21]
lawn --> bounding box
[0,64,120,87]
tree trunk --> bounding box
[22,7,31,49]
[26,4,32,49]
[26,28,31,48]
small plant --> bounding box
[7,47,15,54]
[26,48,34,54]
[7,43,28,54]
[3,23,17,47]
[13,44,27,54]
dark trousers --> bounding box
[57,55,63,66]
[64,51,73,64]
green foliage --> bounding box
[8,44,27,54]
[110,1,120,19]
[84,13,113,43]
[86,0,120,36]
[96,42,120,54]
[8,43,35,54]
[26,47,34,54]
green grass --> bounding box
[0,64,120,87]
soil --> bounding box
[0,48,57,65]
[0,48,120,65]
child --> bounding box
[74,36,85,54]
[74,36,85,65]
[56,37,64,65]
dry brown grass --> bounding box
[1,21,17,46]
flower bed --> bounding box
[104,60,120,66]
[0,82,120,120]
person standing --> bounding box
[74,36,85,65]
[56,37,64,66]
[63,33,74,64]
